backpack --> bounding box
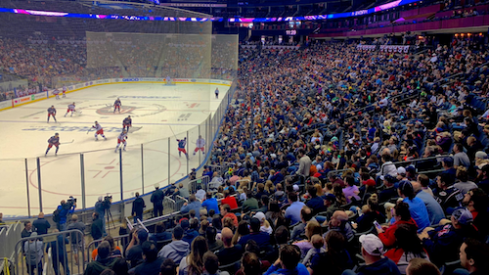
[52,208,60,223]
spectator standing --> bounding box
[297,149,312,181]
[46,229,70,275]
[66,214,86,265]
[32,212,50,235]
[22,221,33,239]
[95,196,112,236]
[151,184,164,217]
[24,232,43,275]
[132,192,146,223]
[55,199,76,231]
[91,212,104,242]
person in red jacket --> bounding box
[377,202,418,248]
[221,190,238,210]
[384,224,430,274]
[220,204,238,227]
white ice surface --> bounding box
[0,83,227,217]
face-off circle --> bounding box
[79,103,167,118]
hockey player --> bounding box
[92,121,107,141]
[53,89,60,100]
[193,135,205,155]
[177,137,188,158]
[122,116,132,132]
[47,105,57,123]
[215,87,219,99]
[114,98,121,113]
[64,102,76,117]
[45,133,60,156]
[115,130,128,152]
[62,86,67,98]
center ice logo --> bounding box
[97,105,136,115]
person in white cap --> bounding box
[397,167,407,181]
[342,234,401,275]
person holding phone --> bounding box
[377,202,417,248]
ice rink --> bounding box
[0,82,229,217]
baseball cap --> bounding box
[476,151,488,159]
[380,174,397,183]
[362,179,376,187]
[406,166,416,173]
[452,208,473,225]
[443,156,454,167]
[180,219,190,229]
[253,212,266,222]
[398,180,414,194]
[293,184,299,192]
[397,167,406,176]
[137,229,149,242]
[359,234,384,256]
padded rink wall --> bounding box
[0,77,232,112]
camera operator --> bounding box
[95,195,112,236]
[54,197,76,231]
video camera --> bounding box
[67,196,76,207]
[104,194,112,202]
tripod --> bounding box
[105,208,114,235]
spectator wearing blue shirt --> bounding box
[238,218,270,250]
[180,195,202,219]
[55,200,76,231]
[412,180,445,226]
[285,192,305,225]
[33,212,51,235]
[306,186,326,216]
[201,192,220,215]
[398,180,430,232]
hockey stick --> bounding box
[169,125,177,139]
[60,140,75,145]
[87,127,92,135]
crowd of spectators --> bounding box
[39,36,489,275]
[9,7,489,275]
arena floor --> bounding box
[0,83,228,217]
